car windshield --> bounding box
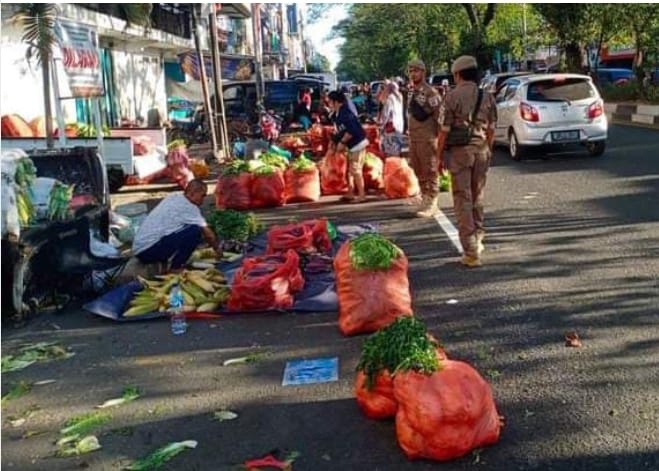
[527,78,596,102]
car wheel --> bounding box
[587,141,606,157]
[509,131,526,161]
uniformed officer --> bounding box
[437,55,497,268]
[406,59,442,218]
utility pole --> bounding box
[522,3,528,70]
[251,3,264,108]
[209,5,230,160]
[192,6,218,156]
[300,6,307,74]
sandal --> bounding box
[339,195,355,203]
[350,196,367,204]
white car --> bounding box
[493,74,608,160]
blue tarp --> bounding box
[84,224,375,322]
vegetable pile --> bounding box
[349,232,402,271]
[207,209,264,243]
[48,181,74,221]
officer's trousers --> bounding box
[408,135,438,199]
[448,144,491,257]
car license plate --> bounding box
[551,130,579,142]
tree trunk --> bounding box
[565,42,583,73]
[42,53,54,149]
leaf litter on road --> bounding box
[1,342,75,373]
[213,410,238,422]
[1,381,32,405]
[56,435,102,457]
[565,331,583,348]
[60,411,112,439]
[125,440,198,470]
[223,350,271,366]
[96,386,141,409]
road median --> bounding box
[605,103,659,130]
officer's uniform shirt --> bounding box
[407,82,441,136]
[440,81,497,144]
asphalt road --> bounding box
[2,124,658,471]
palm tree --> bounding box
[12,3,59,148]
[11,4,153,148]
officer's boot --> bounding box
[416,195,439,218]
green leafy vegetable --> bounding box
[290,156,316,173]
[167,139,187,151]
[438,170,451,192]
[357,317,441,389]
[125,440,198,470]
[60,411,112,438]
[349,233,402,271]
[221,160,250,176]
[1,381,31,405]
[56,435,102,457]
[259,152,289,169]
[364,153,381,167]
[251,164,276,176]
[96,386,141,409]
[207,209,264,242]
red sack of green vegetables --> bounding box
[284,157,321,203]
[250,165,286,209]
[363,152,384,191]
[384,158,420,199]
[319,151,349,195]
[394,359,501,461]
[266,222,315,254]
[227,249,304,312]
[215,161,252,210]
[334,233,412,336]
[355,317,446,420]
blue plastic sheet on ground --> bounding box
[83,223,375,322]
[282,357,339,386]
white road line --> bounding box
[434,208,463,254]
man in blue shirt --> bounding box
[327,91,369,203]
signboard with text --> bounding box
[55,19,104,97]
[178,52,254,81]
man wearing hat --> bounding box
[436,55,497,268]
[406,59,442,218]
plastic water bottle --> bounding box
[169,285,187,335]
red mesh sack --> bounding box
[363,153,384,191]
[284,167,320,203]
[251,169,285,208]
[333,241,413,336]
[227,250,304,312]
[301,218,332,254]
[366,144,385,160]
[384,157,406,180]
[355,348,447,421]
[393,359,502,462]
[364,124,379,145]
[169,163,194,189]
[385,165,420,199]
[266,223,315,254]
[215,172,252,210]
[355,370,398,420]
[319,152,349,195]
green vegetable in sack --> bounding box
[125,440,198,470]
[221,160,250,176]
[167,139,187,151]
[357,317,441,389]
[15,157,37,187]
[290,156,316,173]
[259,152,289,170]
[327,220,338,241]
[48,182,74,221]
[207,209,264,242]
[349,233,402,271]
[252,164,276,176]
[364,153,381,168]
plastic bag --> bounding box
[227,250,304,312]
[393,360,502,461]
[215,172,252,210]
[266,223,315,254]
[319,152,349,195]
[384,164,420,199]
[250,169,286,208]
[284,167,320,203]
[333,241,413,336]
[133,135,155,156]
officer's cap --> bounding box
[408,59,426,71]
[451,55,478,74]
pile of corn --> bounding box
[123,268,229,317]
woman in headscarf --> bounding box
[380,80,404,135]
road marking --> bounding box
[434,208,463,254]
